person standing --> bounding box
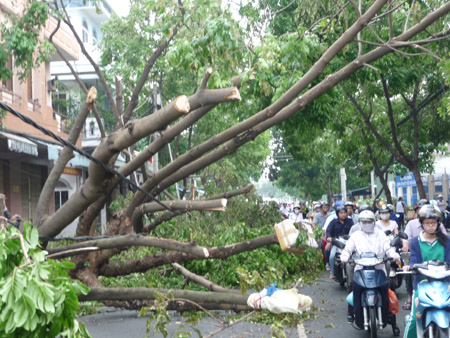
[396,197,406,230]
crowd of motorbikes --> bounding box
[330,229,450,338]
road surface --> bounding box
[80,271,411,338]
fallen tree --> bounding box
[3,0,450,311]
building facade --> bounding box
[0,0,80,226]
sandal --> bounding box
[402,301,411,310]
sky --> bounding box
[108,0,130,17]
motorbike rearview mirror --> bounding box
[398,231,408,240]
[343,235,350,240]
[390,237,401,247]
[384,230,392,235]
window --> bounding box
[27,69,32,101]
[53,93,67,114]
[55,190,69,211]
[92,28,98,43]
[2,56,13,91]
[82,19,89,43]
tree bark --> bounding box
[46,233,210,258]
[145,185,255,231]
[35,87,97,226]
[39,86,238,237]
[79,288,249,307]
[171,263,240,294]
[132,199,227,233]
[97,299,251,312]
[411,166,426,199]
[98,234,279,277]
[205,184,254,200]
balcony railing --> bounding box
[0,87,22,106]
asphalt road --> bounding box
[79,270,411,338]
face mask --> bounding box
[361,222,375,234]
[380,213,390,221]
[294,210,300,215]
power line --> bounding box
[0,100,179,221]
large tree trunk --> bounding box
[79,288,251,309]
[411,166,427,199]
[380,172,393,204]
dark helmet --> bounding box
[358,205,373,213]
[378,205,390,214]
[345,201,355,209]
[418,205,442,224]
[335,205,347,215]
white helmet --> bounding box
[359,210,376,222]
[359,210,376,234]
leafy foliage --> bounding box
[0,1,54,81]
[0,223,90,337]
[101,192,323,291]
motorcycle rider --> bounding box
[313,201,331,229]
[376,204,399,234]
[341,210,401,335]
[325,205,354,279]
[403,205,450,338]
[345,201,358,224]
[289,204,304,223]
[402,199,447,310]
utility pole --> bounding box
[340,167,347,201]
[371,170,376,198]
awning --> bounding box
[351,186,371,196]
[0,131,38,157]
[35,140,91,168]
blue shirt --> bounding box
[326,217,354,239]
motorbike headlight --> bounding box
[354,257,384,266]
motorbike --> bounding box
[332,235,350,288]
[384,230,408,291]
[349,252,396,338]
[403,260,450,337]
[444,210,450,231]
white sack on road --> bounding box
[247,288,312,314]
